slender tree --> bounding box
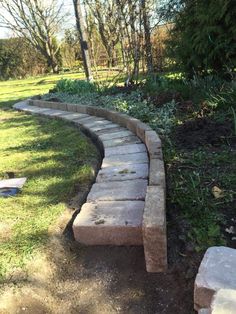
[0,0,64,73]
[141,0,153,74]
[73,0,93,81]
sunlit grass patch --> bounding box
[0,110,99,281]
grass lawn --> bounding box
[0,110,99,281]
[0,69,121,109]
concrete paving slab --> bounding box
[103,135,141,148]
[105,143,147,157]
[102,152,149,168]
[194,246,236,311]
[73,201,144,245]
[97,163,148,182]
[87,179,148,202]
[98,130,133,141]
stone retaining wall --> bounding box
[17,99,167,272]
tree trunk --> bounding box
[73,0,93,81]
[141,0,153,74]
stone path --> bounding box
[14,100,167,272]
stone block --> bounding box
[96,163,148,182]
[56,102,67,111]
[98,130,133,141]
[102,135,141,148]
[145,131,162,159]
[95,126,125,135]
[142,186,167,272]
[126,117,140,134]
[194,246,236,311]
[73,201,144,245]
[105,143,147,157]
[66,103,77,112]
[61,113,88,121]
[86,106,111,119]
[136,121,152,142]
[32,100,47,108]
[102,152,149,168]
[75,104,88,114]
[87,179,148,202]
[211,289,236,313]
[149,158,166,187]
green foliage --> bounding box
[0,38,47,80]
[168,0,236,78]
[55,79,98,94]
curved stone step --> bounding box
[13,99,167,273]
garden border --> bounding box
[14,99,167,272]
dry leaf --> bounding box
[212,186,224,199]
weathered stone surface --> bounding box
[149,158,165,187]
[102,152,149,168]
[73,201,144,245]
[60,112,89,121]
[102,135,141,148]
[75,104,88,114]
[87,179,147,202]
[96,163,148,182]
[55,102,67,111]
[136,121,152,142]
[194,246,236,311]
[98,130,133,141]
[95,126,125,135]
[43,109,68,117]
[145,130,162,159]
[142,186,167,272]
[126,117,140,134]
[89,123,120,133]
[210,289,236,314]
[66,103,77,112]
[80,119,110,129]
[105,143,147,157]
[13,101,29,110]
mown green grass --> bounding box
[0,110,99,281]
[0,70,121,109]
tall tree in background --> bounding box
[85,0,120,68]
[141,0,153,74]
[73,0,93,81]
[0,0,64,73]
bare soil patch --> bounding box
[0,202,198,314]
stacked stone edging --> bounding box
[16,99,167,272]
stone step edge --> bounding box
[13,99,167,273]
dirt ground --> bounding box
[0,201,199,314]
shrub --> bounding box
[55,79,98,95]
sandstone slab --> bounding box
[145,130,162,159]
[102,135,141,148]
[136,121,152,142]
[142,186,167,272]
[105,143,147,157]
[95,126,126,135]
[102,152,149,168]
[96,163,148,182]
[149,158,165,187]
[194,246,236,311]
[210,289,236,313]
[62,113,90,121]
[98,130,133,141]
[73,201,144,245]
[87,179,147,202]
